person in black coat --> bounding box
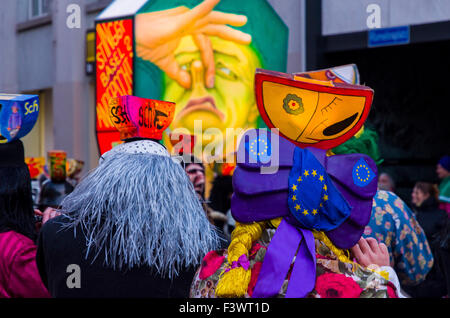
[431,217,450,298]
[36,139,221,298]
[405,181,448,298]
[411,182,447,242]
[36,215,198,298]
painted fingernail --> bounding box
[180,72,191,88]
[237,15,248,24]
[244,34,252,44]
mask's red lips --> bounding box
[175,96,225,122]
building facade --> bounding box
[0,0,112,171]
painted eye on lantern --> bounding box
[216,62,238,81]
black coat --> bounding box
[405,198,449,297]
[36,216,197,298]
[413,197,447,242]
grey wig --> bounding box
[60,152,221,278]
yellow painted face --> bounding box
[163,36,262,155]
[255,70,373,149]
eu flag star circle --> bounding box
[245,132,272,162]
[352,158,375,187]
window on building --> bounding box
[28,0,51,19]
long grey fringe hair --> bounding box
[59,152,221,279]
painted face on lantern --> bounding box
[255,70,373,150]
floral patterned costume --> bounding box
[363,190,434,286]
[191,227,401,298]
[194,66,406,299]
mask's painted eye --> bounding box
[216,62,238,80]
[283,94,304,115]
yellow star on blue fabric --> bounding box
[287,147,352,232]
[245,132,272,163]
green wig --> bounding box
[332,127,384,165]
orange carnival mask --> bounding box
[254,65,373,150]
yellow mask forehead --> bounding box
[256,69,373,149]
[261,82,366,143]
[262,81,318,141]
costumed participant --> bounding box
[436,155,450,216]
[0,94,50,298]
[377,172,395,193]
[182,157,230,229]
[332,127,435,290]
[38,151,74,212]
[171,133,229,247]
[208,164,235,240]
[190,65,405,298]
[171,133,228,227]
[36,95,220,297]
